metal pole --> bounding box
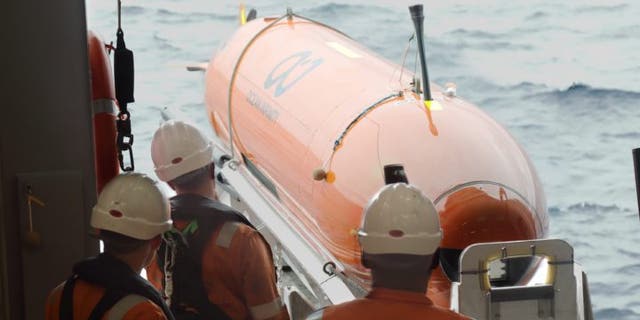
[633,148,640,220]
[117,0,121,30]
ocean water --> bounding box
[86,1,640,318]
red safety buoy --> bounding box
[88,31,119,193]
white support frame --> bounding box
[218,159,357,305]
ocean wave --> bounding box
[156,8,235,21]
[121,5,146,15]
[440,77,548,96]
[508,81,548,92]
[438,33,533,53]
[575,4,629,14]
[525,83,640,102]
[548,202,632,215]
[567,240,594,250]
[593,25,640,40]
[591,281,627,297]
[512,25,585,36]
[525,11,548,20]
[566,202,626,213]
[601,132,640,139]
[443,39,532,51]
[514,123,546,130]
[617,248,640,259]
[594,307,640,320]
[447,28,506,39]
[615,264,640,276]
[152,33,180,52]
[305,2,385,15]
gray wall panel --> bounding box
[2,0,98,319]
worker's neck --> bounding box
[109,251,146,274]
[371,269,430,293]
[175,181,216,200]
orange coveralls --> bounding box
[46,279,167,320]
[148,219,288,320]
[306,288,471,320]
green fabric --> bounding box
[182,220,198,235]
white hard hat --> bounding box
[151,120,213,182]
[358,183,442,255]
[91,173,172,240]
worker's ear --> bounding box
[150,235,162,251]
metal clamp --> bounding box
[116,110,135,171]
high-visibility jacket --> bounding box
[46,253,172,320]
[147,193,289,320]
[306,288,472,320]
[46,280,167,320]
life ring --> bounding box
[88,31,119,193]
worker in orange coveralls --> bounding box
[46,173,174,320]
[307,183,471,320]
[148,120,289,320]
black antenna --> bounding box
[384,164,409,185]
[633,148,640,220]
[409,4,432,102]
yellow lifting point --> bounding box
[240,4,247,25]
[424,100,443,111]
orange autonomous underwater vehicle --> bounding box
[198,5,591,319]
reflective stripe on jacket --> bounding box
[46,280,167,320]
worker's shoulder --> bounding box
[45,281,65,311]
[196,200,252,231]
[47,279,104,302]
[307,298,471,320]
[206,216,263,250]
[115,295,167,320]
[232,220,258,234]
[226,220,263,243]
[48,281,65,298]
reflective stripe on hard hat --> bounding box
[106,294,148,320]
[248,297,284,320]
[215,221,239,248]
